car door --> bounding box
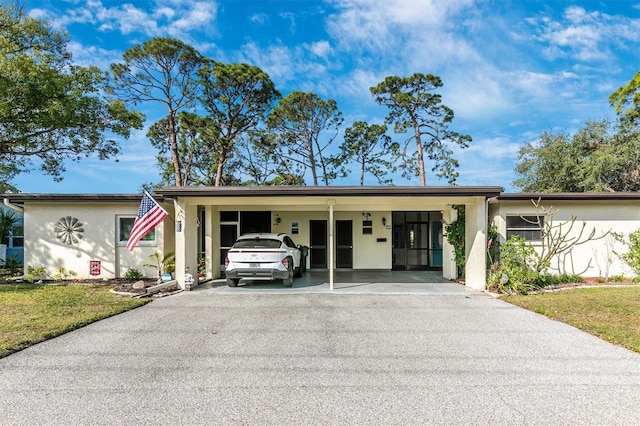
[283,236,301,267]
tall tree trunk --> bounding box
[167,110,183,186]
[215,148,227,186]
[413,125,426,186]
[308,143,318,186]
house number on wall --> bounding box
[54,216,84,245]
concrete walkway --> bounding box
[1,289,640,424]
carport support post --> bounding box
[464,198,487,291]
[328,200,335,291]
[174,199,199,290]
[442,205,457,281]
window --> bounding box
[506,215,544,241]
[283,236,296,248]
[9,225,23,247]
[118,216,156,246]
[233,238,281,249]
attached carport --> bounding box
[156,186,503,291]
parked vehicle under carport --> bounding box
[224,233,308,287]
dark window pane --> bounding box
[220,225,237,247]
[220,211,238,222]
[233,239,281,249]
[119,217,154,242]
[507,229,542,241]
[240,211,271,234]
[119,217,134,241]
[506,215,543,229]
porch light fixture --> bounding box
[362,212,371,219]
[382,217,386,226]
[276,216,281,224]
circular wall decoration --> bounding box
[54,216,84,245]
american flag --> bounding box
[126,191,168,251]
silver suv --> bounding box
[224,233,308,287]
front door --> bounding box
[309,220,327,268]
[406,222,429,270]
[335,220,353,268]
[392,211,443,271]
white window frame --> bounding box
[117,215,157,247]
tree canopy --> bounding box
[610,71,640,125]
[109,37,205,186]
[339,121,397,185]
[370,73,471,185]
[198,61,280,186]
[266,91,344,186]
[513,119,640,192]
[0,2,143,192]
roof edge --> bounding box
[493,192,640,202]
[156,185,504,198]
[1,194,154,202]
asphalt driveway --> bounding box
[2,289,640,425]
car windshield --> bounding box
[233,239,282,249]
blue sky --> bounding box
[14,0,640,193]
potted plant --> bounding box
[143,251,175,283]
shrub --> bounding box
[617,229,640,274]
[557,273,584,284]
[24,266,47,283]
[124,268,143,280]
[0,255,22,278]
[498,235,541,294]
[52,267,77,282]
[143,251,175,282]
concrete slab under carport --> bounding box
[196,270,475,295]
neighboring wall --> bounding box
[490,199,640,278]
[24,200,174,280]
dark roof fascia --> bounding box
[492,192,640,202]
[156,186,504,199]
[1,194,151,203]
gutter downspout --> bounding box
[3,198,24,213]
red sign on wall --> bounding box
[89,260,101,276]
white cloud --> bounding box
[306,40,332,60]
[460,136,521,160]
[530,5,640,62]
[250,13,268,25]
[36,0,219,44]
[326,0,475,53]
[67,41,121,69]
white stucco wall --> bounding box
[489,199,640,278]
[269,210,393,270]
[24,201,173,280]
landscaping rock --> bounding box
[132,280,146,290]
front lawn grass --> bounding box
[0,284,150,358]
[502,286,640,353]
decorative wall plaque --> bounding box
[54,216,84,245]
